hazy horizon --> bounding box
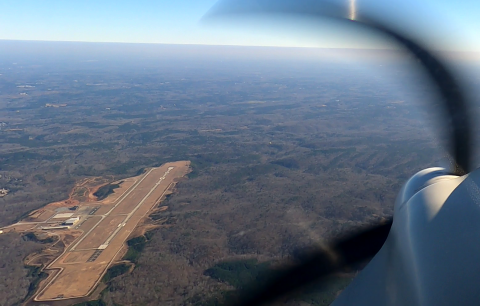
[1,40,479,65]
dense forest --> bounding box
[0,233,44,306]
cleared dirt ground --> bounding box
[32,161,190,302]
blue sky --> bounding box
[0,0,479,51]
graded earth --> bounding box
[2,161,190,302]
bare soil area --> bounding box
[5,161,191,303]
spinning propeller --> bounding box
[203,1,474,305]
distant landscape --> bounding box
[1,41,478,305]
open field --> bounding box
[1,161,190,303]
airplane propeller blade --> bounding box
[203,1,474,304]
[231,220,393,306]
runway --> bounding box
[32,161,190,302]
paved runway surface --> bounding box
[33,161,190,301]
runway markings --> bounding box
[100,167,174,248]
[86,250,103,262]
[89,206,100,215]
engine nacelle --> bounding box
[333,167,480,306]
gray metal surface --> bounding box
[333,167,480,306]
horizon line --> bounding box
[1,39,478,59]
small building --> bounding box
[63,217,80,226]
[0,188,9,197]
[53,212,74,219]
